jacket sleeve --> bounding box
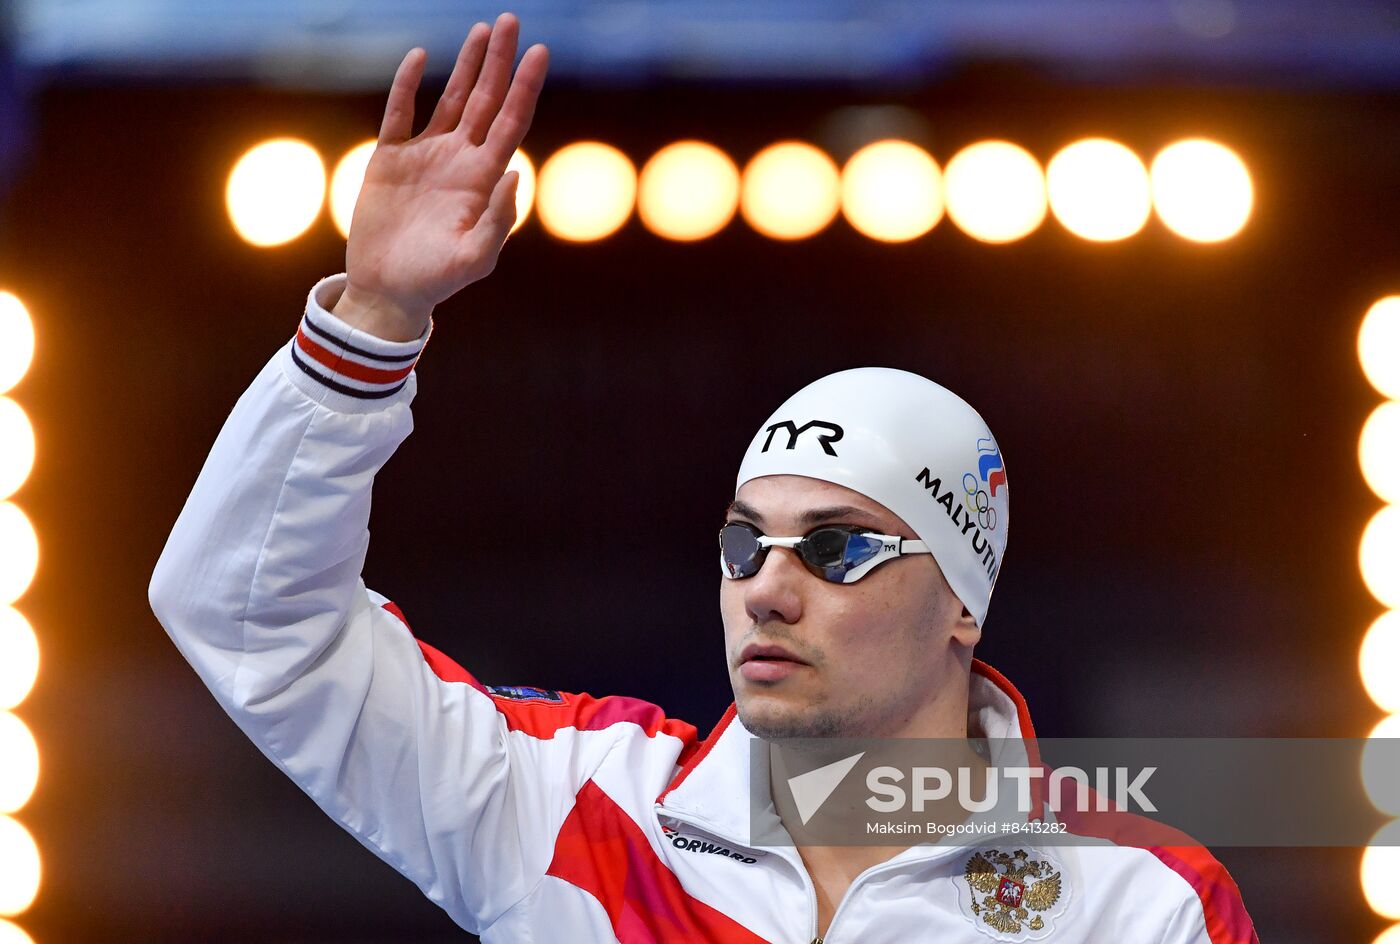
[146,274,630,933]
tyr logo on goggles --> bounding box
[718,521,931,585]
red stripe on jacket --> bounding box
[1149,846,1259,944]
[547,780,774,944]
[296,326,417,385]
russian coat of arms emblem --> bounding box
[957,848,1071,941]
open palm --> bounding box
[340,13,548,332]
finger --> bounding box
[421,24,490,137]
[456,12,520,146]
[461,171,521,259]
[481,43,549,167]
[378,48,427,144]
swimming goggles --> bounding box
[718,521,930,585]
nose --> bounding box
[742,545,806,626]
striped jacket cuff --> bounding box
[280,273,433,414]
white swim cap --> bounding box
[735,367,1008,627]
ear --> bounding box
[951,604,981,649]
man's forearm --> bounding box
[149,276,425,664]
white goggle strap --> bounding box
[839,537,929,583]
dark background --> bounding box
[1,60,1396,943]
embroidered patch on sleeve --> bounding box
[485,684,567,704]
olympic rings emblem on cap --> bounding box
[962,472,997,532]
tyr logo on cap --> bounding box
[761,420,844,456]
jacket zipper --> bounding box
[809,853,943,944]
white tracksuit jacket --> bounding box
[148,274,1259,944]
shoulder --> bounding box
[370,591,700,750]
[1049,774,1258,944]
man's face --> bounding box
[720,473,969,740]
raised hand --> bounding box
[333,13,549,341]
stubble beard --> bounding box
[738,691,880,741]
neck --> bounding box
[871,641,977,740]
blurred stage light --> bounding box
[226,139,327,248]
[0,816,38,916]
[0,281,35,942]
[1360,297,1400,400]
[1362,611,1400,713]
[0,400,32,501]
[329,140,376,239]
[0,294,32,397]
[638,141,740,242]
[1361,505,1400,608]
[1362,402,1400,503]
[1363,714,1400,817]
[1376,926,1400,944]
[536,142,636,242]
[943,141,1047,244]
[0,714,35,815]
[834,140,946,242]
[1363,820,1400,919]
[1150,139,1252,243]
[506,149,536,235]
[1364,714,1400,818]
[0,919,31,944]
[0,505,36,606]
[740,142,841,241]
[0,609,36,712]
[840,139,943,243]
[1046,138,1151,242]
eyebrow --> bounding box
[724,499,886,530]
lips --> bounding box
[737,642,809,682]
[739,642,808,666]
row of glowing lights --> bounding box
[227,136,1254,249]
[1359,296,1400,943]
[0,291,40,944]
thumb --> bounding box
[461,170,521,265]
[487,170,521,234]
[454,170,520,280]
